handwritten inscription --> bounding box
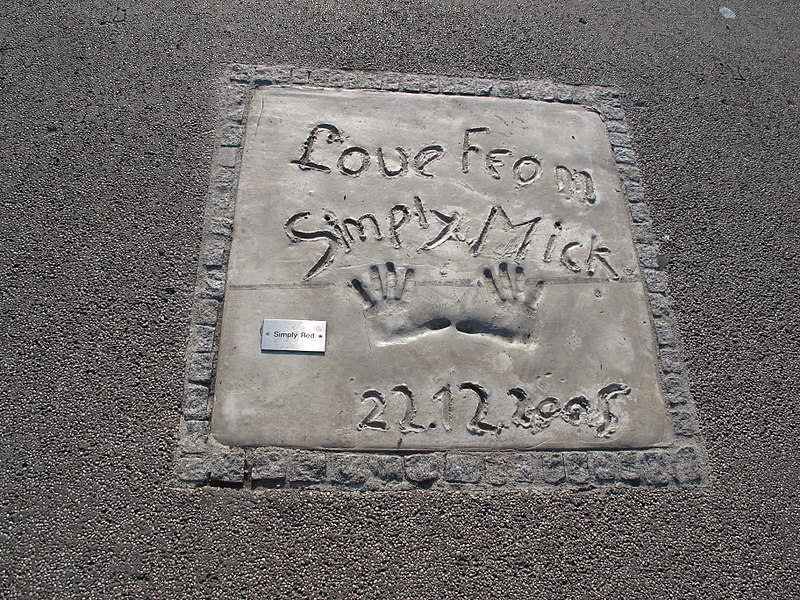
[357,381,631,438]
[291,123,584,191]
[292,124,446,178]
[283,124,612,281]
[285,199,619,281]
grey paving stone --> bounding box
[618,165,641,182]
[516,81,534,98]
[401,74,420,92]
[493,81,516,98]
[654,318,676,347]
[672,410,698,437]
[441,78,475,95]
[253,65,291,84]
[663,375,689,405]
[511,454,541,483]
[186,352,214,384]
[404,454,441,484]
[329,454,370,487]
[445,454,483,484]
[630,202,651,224]
[178,419,209,456]
[217,147,237,168]
[251,448,289,483]
[225,92,247,123]
[542,453,566,485]
[291,67,310,84]
[229,63,253,82]
[184,384,210,420]
[199,270,226,300]
[360,73,383,89]
[309,69,331,85]
[207,217,233,238]
[177,456,207,486]
[186,352,213,384]
[606,120,629,133]
[637,244,659,269]
[208,448,245,485]
[220,124,243,147]
[194,299,219,326]
[625,182,646,203]
[330,71,359,89]
[591,452,618,482]
[287,452,327,485]
[659,348,683,374]
[673,446,704,484]
[382,72,401,90]
[484,455,510,486]
[608,132,632,148]
[644,269,668,293]
[602,107,625,121]
[211,166,236,190]
[418,75,440,93]
[631,223,654,244]
[201,237,225,269]
[648,293,670,318]
[642,451,671,486]
[475,79,493,96]
[618,452,642,484]
[564,453,590,485]
[209,190,231,212]
[614,147,638,165]
[369,455,404,484]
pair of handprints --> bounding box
[349,261,544,345]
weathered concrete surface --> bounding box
[1,0,798,597]
[214,86,670,450]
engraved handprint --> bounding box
[456,262,544,344]
[349,262,451,345]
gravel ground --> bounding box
[1,1,797,597]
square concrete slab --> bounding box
[209,84,672,452]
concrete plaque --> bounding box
[210,85,672,452]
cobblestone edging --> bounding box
[176,65,708,490]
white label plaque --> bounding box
[210,86,672,451]
[260,319,326,353]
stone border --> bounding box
[176,65,708,490]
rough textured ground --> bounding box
[1,1,798,597]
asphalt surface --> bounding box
[1,1,798,597]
